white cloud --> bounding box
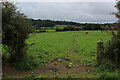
[13,0,116,2]
[16,2,118,23]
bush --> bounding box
[55,26,81,32]
[99,63,116,72]
[55,28,63,32]
[13,55,39,71]
[40,29,46,32]
[99,73,119,80]
[103,1,120,69]
[104,39,120,67]
[2,2,33,63]
[36,29,46,33]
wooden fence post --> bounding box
[97,41,104,65]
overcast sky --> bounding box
[16,2,118,23]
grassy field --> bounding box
[25,30,117,78]
[24,31,119,77]
[54,25,68,29]
[4,30,119,78]
[27,30,111,63]
[54,25,79,29]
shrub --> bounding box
[103,1,120,69]
[99,63,116,72]
[99,73,119,80]
[55,28,63,32]
[104,39,120,67]
[2,2,33,63]
[13,54,39,71]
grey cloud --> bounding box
[16,2,118,23]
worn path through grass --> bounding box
[69,39,77,54]
[3,31,111,78]
[3,38,95,78]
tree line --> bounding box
[31,19,117,31]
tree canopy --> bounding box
[2,2,33,62]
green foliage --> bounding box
[36,27,47,33]
[104,1,120,68]
[99,63,116,72]
[13,55,39,71]
[2,74,9,78]
[83,24,102,30]
[31,19,81,27]
[104,39,120,66]
[99,73,120,80]
[2,2,33,62]
[25,73,48,78]
[25,74,37,78]
[31,18,115,31]
[55,25,81,32]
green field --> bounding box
[3,30,119,78]
[54,25,68,28]
[39,25,80,32]
[25,31,118,78]
[27,31,111,63]
[2,1,120,79]
[54,25,79,29]
[26,31,113,76]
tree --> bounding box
[104,1,120,72]
[2,2,33,63]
